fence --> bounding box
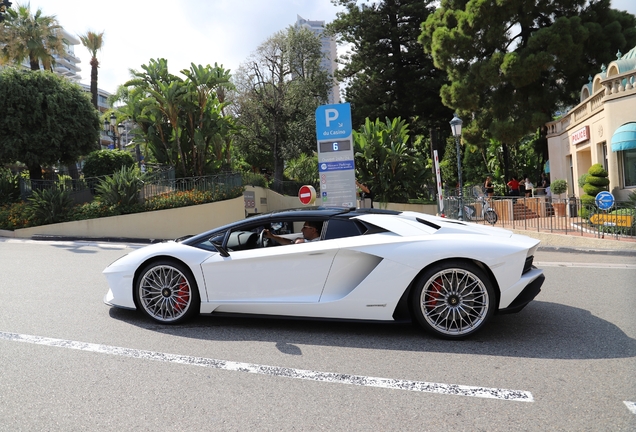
[139,172,243,201]
[442,193,636,239]
[18,168,243,205]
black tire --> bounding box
[135,260,200,324]
[411,260,496,339]
[484,210,498,225]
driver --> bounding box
[263,221,322,245]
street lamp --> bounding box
[103,114,125,150]
[450,113,463,220]
[0,0,12,23]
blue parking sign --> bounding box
[315,103,352,141]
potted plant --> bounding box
[550,179,568,217]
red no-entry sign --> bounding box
[298,185,316,205]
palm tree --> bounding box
[79,30,104,109]
[0,2,66,71]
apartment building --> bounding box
[295,15,340,105]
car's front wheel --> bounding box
[135,260,200,324]
[411,261,495,339]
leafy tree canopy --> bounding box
[231,26,331,188]
[354,117,432,203]
[0,3,65,71]
[421,0,636,179]
[115,59,236,177]
[327,0,453,136]
[0,69,101,179]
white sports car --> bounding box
[103,208,545,339]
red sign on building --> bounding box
[571,126,590,145]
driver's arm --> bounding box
[263,229,298,245]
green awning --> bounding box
[611,123,636,151]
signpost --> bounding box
[315,103,356,207]
[434,150,444,215]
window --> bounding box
[323,219,364,240]
[622,148,636,187]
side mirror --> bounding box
[210,239,230,257]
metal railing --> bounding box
[18,168,243,206]
[443,194,636,239]
[139,172,243,201]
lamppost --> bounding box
[0,0,12,23]
[103,114,124,150]
[450,113,463,220]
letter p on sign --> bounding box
[325,109,339,127]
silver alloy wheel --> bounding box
[419,268,490,336]
[138,265,193,323]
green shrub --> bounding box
[0,169,20,205]
[0,202,32,230]
[586,175,610,187]
[580,194,596,206]
[95,166,146,210]
[27,188,74,225]
[588,163,608,177]
[551,179,567,195]
[67,201,120,221]
[83,150,135,178]
[579,206,590,219]
[583,183,606,196]
[242,172,269,188]
[578,173,590,188]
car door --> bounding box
[200,237,339,303]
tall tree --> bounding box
[119,59,236,176]
[79,30,104,109]
[420,0,636,182]
[232,26,330,188]
[327,0,453,137]
[0,69,100,180]
[0,3,65,71]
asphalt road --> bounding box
[0,239,634,431]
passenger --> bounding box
[263,221,322,245]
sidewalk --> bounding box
[511,229,636,256]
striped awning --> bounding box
[611,123,636,152]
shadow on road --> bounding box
[108,300,635,361]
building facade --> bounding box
[295,15,340,105]
[546,46,636,201]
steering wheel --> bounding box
[258,229,270,248]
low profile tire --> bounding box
[485,210,498,225]
[411,261,495,339]
[135,260,200,324]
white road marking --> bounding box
[535,261,636,269]
[625,401,636,415]
[0,331,532,402]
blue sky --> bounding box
[29,0,636,94]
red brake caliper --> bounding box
[173,277,190,312]
[426,277,443,311]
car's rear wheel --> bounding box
[412,261,495,339]
[135,260,200,324]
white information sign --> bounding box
[315,104,356,207]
